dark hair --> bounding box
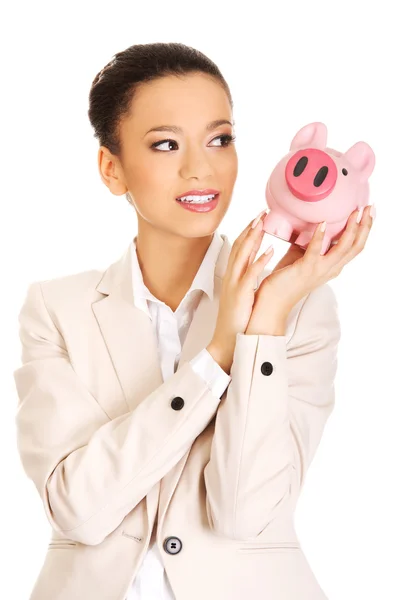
[87,42,233,204]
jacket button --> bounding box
[171,396,184,410]
[261,361,273,376]
[163,536,183,555]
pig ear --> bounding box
[290,122,328,151]
[343,142,375,182]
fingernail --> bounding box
[320,221,327,232]
[356,207,364,224]
[251,209,267,229]
[264,244,273,255]
[370,203,376,220]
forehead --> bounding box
[125,73,232,132]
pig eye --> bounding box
[342,168,348,176]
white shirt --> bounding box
[126,230,232,599]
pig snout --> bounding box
[285,148,338,202]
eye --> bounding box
[209,134,236,147]
[342,168,348,176]
[150,134,236,152]
[151,139,178,152]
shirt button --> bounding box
[261,361,273,376]
[163,536,183,555]
[171,396,184,410]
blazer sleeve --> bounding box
[13,282,223,546]
[203,282,341,541]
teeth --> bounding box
[178,194,217,204]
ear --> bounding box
[343,141,375,182]
[290,122,328,151]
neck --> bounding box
[134,224,214,312]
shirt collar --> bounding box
[130,230,224,308]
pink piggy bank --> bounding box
[262,122,375,254]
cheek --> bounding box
[129,158,174,195]
[218,150,238,182]
[128,164,176,219]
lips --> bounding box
[176,188,220,199]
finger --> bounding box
[330,204,374,268]
[247,249,256,270]
[301,221,327,264]
[230,216,266,281]
[230,209,267,264]
[227,210,266,278]
[243,244,274,288]
[246,222,267,269]
[323,207,364,269]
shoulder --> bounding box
[288,281,341,351]
[40,268,104,304]
[295,279,339,322]
[18,266,106,326]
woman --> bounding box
[13,42,375,600]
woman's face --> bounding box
[108,72,238,238]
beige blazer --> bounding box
[13,233,341,600]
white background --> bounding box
[2,1,399,598]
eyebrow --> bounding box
[144,119,235,136]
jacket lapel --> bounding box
[92,234,231,415]
[92,244,162,415]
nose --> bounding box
[180,144,213,181]
[285,148,337,202]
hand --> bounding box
[207,210,275,373]
[245,204,375,335]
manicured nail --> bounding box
[356,207,364,224]
[251,209,267,229]
[370,203,376,220]
[320,221,327,232]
